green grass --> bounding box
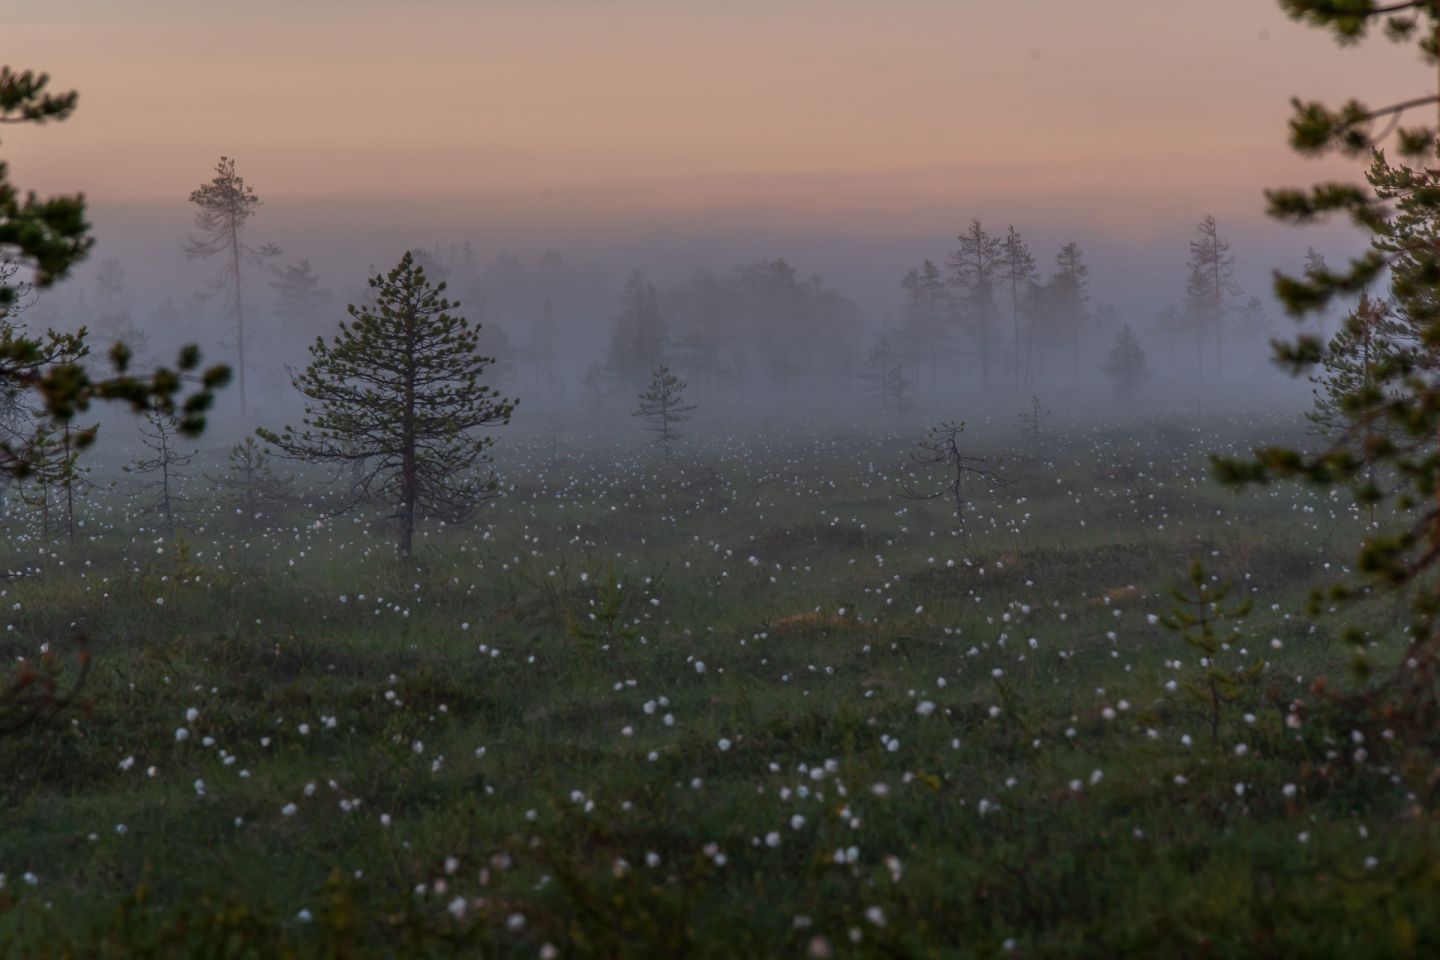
[0,414,1435,957]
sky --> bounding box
[3,0,1429,317]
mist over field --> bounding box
[1,1,1438,957]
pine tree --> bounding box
[207,435,293,520]
[605,271,666,389]
[0,68,88,313]
[258,251,516,557]
[1015,395,1048,445]
[19,419,89,543]
[0,66,228,477]
[1151,302,1188,367]
[0,258,32,323]
[1214,0,1440,720]
[667,270,733,399]
[859,330,914,416]
[998,227,1037,390]
[1303,247,1334,340]
[1183,215,1239,381]
[899,260,947,392]
[125,412,193,538]
[947,221,1003,392]
[186,157,279,418]
[271,259,332,341]
[1308,294,1409,431]
[16,423,60,542]
[1092,302,1123,349]
[1309,296,1418,520]
[472,314,516,390]
[1101,323,1148,401]
[1052,242,1089,380]
[633,364,695,461]
[91,258,149,367]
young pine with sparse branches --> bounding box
[633,364,695,461]
[207,435,293,520]
[858,331,914,417]
[1102,323,1149,401]
[1158,561,1260,748]
[259,251,516,557]
[125,412,193,538]
[1015,395,1048,445]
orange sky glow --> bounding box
[6,0,1429,238]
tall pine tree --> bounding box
[1052,242,1089,380]
[947,221,1003,393]
[1183,215,1239,381]
[998,226,1037,390]
[186,156,278,418]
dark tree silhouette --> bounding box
[1015,394,1049,445]
[999,227,1037,390]
[207,435,293,520]
[859,331,914,416]
[259,251,515,557]
[948,221,1003,393]
[900,259,947,392]
[1215,1,1440,722]
[0,67,228,478]
[633,364,695,461]
[899,421,1007,536]
[605,271,666,390]
[126,412,193,538]
[1183,215,1240,380]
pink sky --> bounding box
[4,0,1425,235]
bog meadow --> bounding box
[2,1,1439,957]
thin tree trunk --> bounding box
[1024,315,1038,386]
[1213,256,1223,384]
[161,457,174,537]
[61,423,75,544]
[230,217,248,418]
[979,305,990,394]
[1432,31,1440,579]
[1011,276,1021,392]
[399,307,418,558]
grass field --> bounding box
[0,412,1436,957]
